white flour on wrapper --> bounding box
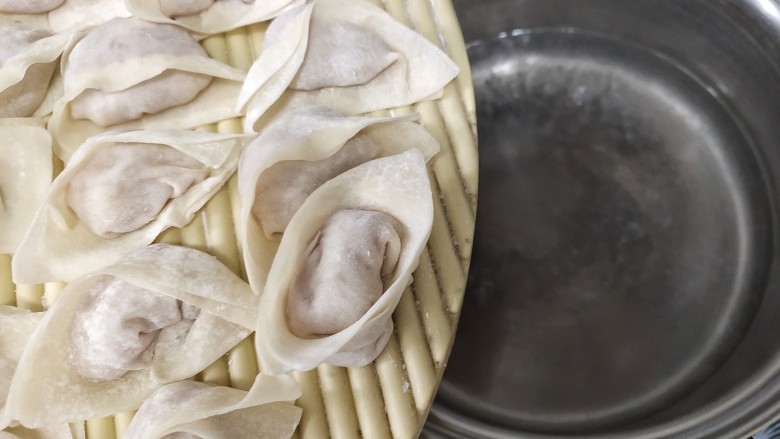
[255,150,434,373]
[237,0,459,132]
[123,375,301,439]
[3,244,257,428]
[49,18,245,162]
[0,118,51,255]
[11,129,246,285]
[237,105,439,296]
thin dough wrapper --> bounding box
[70,70,211,128]
[0,26,69,118]
[255,150,434,372]
[0,119,52,255]
[124,375,301,439]
[0,307,43,428]
[47,0,133,33]
[0,308,83,439]
[65,19,211,127]
[0,0,131,34]
[66,143,207,238]
[12,129,245,284]
[0,26,54,118]
[0,0,63,14]
[159,0,215,17]
[50,18,245,161]
[237,0,459,132]
[238,105,438,295]
[4,244,257,428]
[251,133,380,237]
[126,0,301,36]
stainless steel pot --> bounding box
[425,1,780,437]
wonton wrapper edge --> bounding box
[126,0,302,36]
[124,374,301,439]
[0,30,70,117]
[0,119,51,255]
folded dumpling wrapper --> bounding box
[0,118,52,255]
[49,18,246,161]
[0,0,131,33]
[238,105,438,296]
[47,0,131,33]
[255,149,434,372]
[0,25,70,118]
[237,0,459,131]
[0,4,55,29]
[12,129,245,284]
[0,307,43,429]
[124,374,301,439]
[0,0,63,14]
[126,0,302,36]
[0,307,85,439]
[4,244,256,427]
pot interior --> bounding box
[427,1,780,437]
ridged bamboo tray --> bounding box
[0,0,477,437]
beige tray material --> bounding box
[0,0,477,437]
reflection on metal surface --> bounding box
[755,0,780,19]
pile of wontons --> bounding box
[0,0,458,437]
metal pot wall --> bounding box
[425,1,780,437]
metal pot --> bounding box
[425,0,780,437]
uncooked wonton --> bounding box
[49,17,245,160]
[3,244,256,427]
[12,129,245,284]
[238,105,438,295]
[255,149,434,372]
[237,0,459,131]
